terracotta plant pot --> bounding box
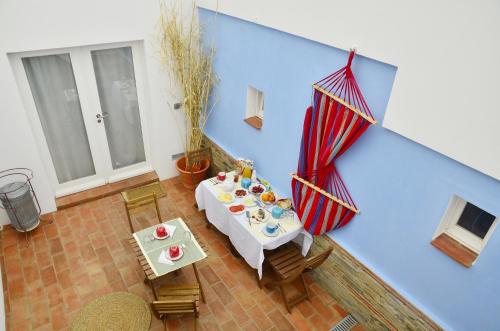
[175,156,210,190]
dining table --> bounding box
[131,217,208,300]
[195,172,313,279]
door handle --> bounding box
[96,112,109,123]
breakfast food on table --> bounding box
[242,198,256,207]
[258,178,272,191]
[217,192,234,203]
[250,208,267,222]
[234,188,248,197]
[276,198,292,210]
[229,204,245,213]
[261,191,276,203]
[217,171,226,181]
[242,166,253,178]
[236,158,254,177]
[250,184,265,195]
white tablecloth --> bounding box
[195,177,313,278]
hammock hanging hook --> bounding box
[347,49,356,68]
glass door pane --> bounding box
[91,47,146,170]
[23,54,96,184]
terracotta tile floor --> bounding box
[1,176,356,331]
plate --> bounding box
[249,183,266,195]
[250,208,269,223]
[167,247,184,261]
[262,226,279,237]
[276,198,292,210]
[228,204,245,215]
[217,192,234,204]
[260,191,277,205]
[242,198,256,207]
[153,228,169,240]
[233,188,249,199]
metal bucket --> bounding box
[0,181,40,231]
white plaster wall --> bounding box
[198,0,500,180]
[0,0,190,225]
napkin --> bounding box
[161,223,176,237]
[158,249,174,265]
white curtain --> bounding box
[91,47,145,170]
[23,54,96,184]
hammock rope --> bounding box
[291,50,376,235]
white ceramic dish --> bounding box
[260,192,277,205]
[228,204,246,215]
[249,183,266,196]
[242,198,257,207]
[153,228,170,240]
[232,188,249,199]
[221,180,235,192]
[276,199,292,211]
[217,192,235,204]
[262,226,279,237]
[250,208,269,223]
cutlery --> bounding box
[245,211,252,226]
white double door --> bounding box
[12,41,152,197]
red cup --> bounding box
[156,226,167,238]
[217,171,226,181]
[169,245,180,258]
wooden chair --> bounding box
[265,245,333,313]
[123,193,161,233]
[151,284,200,330]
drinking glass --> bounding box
[182,230,192,256]
[143,233,154,247]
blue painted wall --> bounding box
[199,9,500,331]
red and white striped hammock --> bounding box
[291,51,377,235]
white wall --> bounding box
[0,0,189,225]
[198,0,500,180]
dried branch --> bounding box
[158,1,217,168]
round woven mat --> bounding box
[71,292,151,331]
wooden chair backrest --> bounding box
[187,147,212,166]
[305,246,333,271]
[152,284,200,315]
[126,193,161,218]
[126,193,156,209]
[151,299,197,315]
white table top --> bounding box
[195,175,312,278]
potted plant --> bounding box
[158,3,217,189]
